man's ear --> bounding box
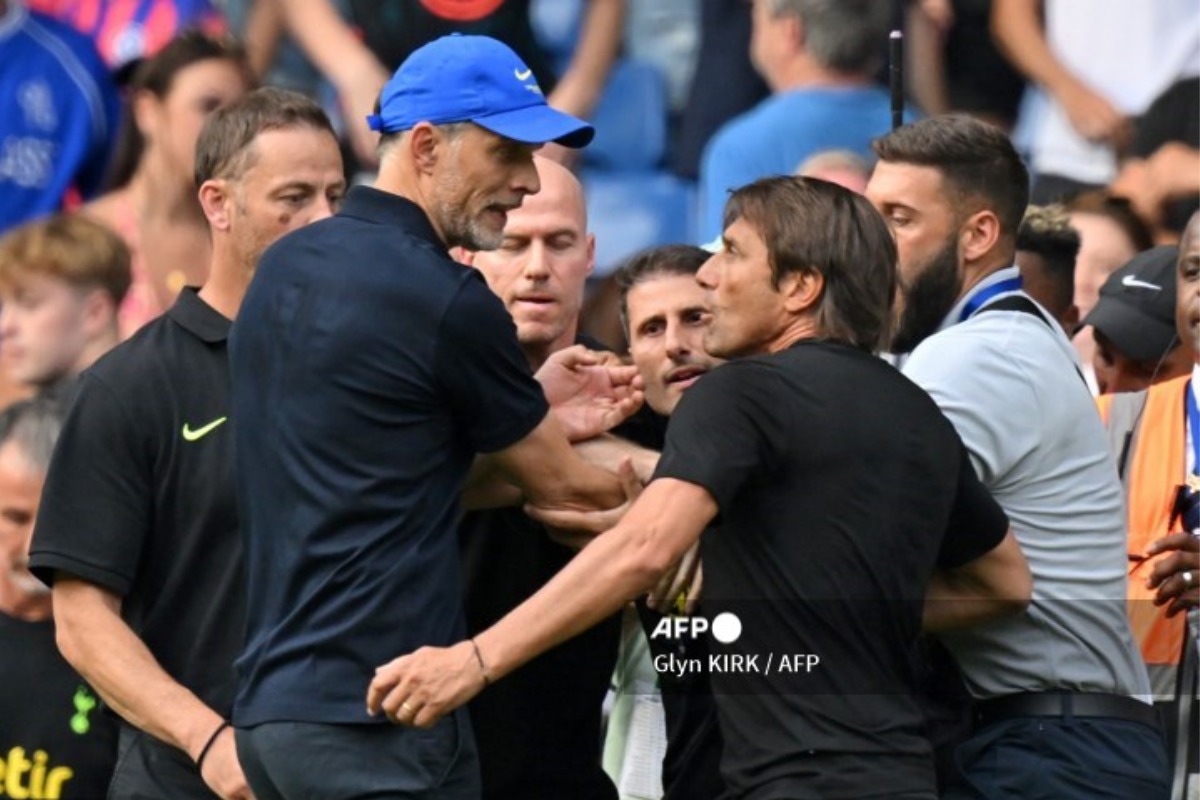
[959,208,1002,264]
[409,123,440,174]
[780,268,824,314]
[198,179,232,232]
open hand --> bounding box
[536,345,644,441]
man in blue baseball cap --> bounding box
[227,34,632,800]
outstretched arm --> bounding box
[367,478,717,727]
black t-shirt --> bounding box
[347,0,557,93]
[231,186,550,725]
[652,341,1008,800]
[458,343,663,800]
[0,614,118,799]
[30,289,243,717]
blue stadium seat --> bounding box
[581,170,698,276]
[584,59,669,172]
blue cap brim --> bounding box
[473,104,594,149]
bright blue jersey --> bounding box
[0,4,120,233]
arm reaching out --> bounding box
[367,478,718,727]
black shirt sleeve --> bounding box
[29,374,152,595]
[936,444,1010,570]
[652,361,778,514]
[434,273,550,454]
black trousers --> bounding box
[236,710,480,800]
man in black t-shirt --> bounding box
[368,175,1032,800]
[0,396,117,800]
[29,89,347,800]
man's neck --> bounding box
[197,250,251,321]
[373,164,448,247]
[770,57,869,94]
[73,330,120,374]
[765,317,823,354]
[955,253,1016,306]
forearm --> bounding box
[477,524,659,679]
[923,531,1031,632]
[574,435,659,484]
[276,0,383,91]
[242,0,284,78]
[53,578,224,761]
[990,0,1077,98]
[547,0,624,118]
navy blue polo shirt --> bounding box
[230,186,549,726]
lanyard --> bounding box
[958,277,1023,323]
[1187,380,1200,476]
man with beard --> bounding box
[367,176,1031,800]
[453,155,637,800]
[866,114,1169,800]
[227,36,633,798]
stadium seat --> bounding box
[581,170,698,276]
[584,59,669,172]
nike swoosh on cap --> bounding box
[1122,275,1162,291]
[514,68,532,81]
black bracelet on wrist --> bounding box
[195,720,230,771]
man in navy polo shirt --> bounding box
[229,34,630,799]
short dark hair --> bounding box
[1017,204,1079,314]
[107,31,253,190]
[723,176,897,352]
[614,244,711,334]
[873,114,1030,238]
[194,87,337,186]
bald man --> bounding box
[456,156,639,800]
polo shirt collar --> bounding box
[938,265,1022,333]
[169,287,230,343]
[339,185,445,250]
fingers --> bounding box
[1146,532,1200,557]
[1146,550,1200,589]
[549,345,602,371]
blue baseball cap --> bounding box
[366,34,594,149]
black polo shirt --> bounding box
[230,186,549,726]
[30,288,243,716]
[653,340,1009,800]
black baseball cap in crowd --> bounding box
[1083,245,1180,363]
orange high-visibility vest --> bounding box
[1097,374,1189,681]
